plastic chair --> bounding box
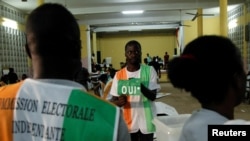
[152,114,191,141]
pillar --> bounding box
[92,32,97,63]
[37,0,44,6]
[220,0,228,36]
[197,8,203,36]
[86,25,92,72]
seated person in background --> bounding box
[120,62,126,69]
[148,56,161,79]
[167,35,246,141]
[21,73,28,80]
[0,74,8,85]
[95,63,102,73]
[0,81,6,87]
[8,68,18,84]
[103,68,117,100]
[157,57,164,69]
[74,67,90,91]
[0,3,130,141]
[93,73,108,97]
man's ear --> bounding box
[25,44,32,58]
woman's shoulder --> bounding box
[224,119,250,125]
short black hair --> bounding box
[125,40,141,51]
[26,3,81,59]
[9,68,14,72]
[124,40,142,64]
[167,35,244,104]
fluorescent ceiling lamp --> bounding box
[228,19,237,29]
[122,10,144,14]
[2,18,18,29]
[128,29,142,31]
[94,24,179,32]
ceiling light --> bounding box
[1,18,18,29]
[228,19,237,29]
[122,10,144,14]
[93,24,178,32]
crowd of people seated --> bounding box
[0,68,28,86]
[91,67,117,99]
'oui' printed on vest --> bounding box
[118,78,141,95]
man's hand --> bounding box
[111,95,127,107]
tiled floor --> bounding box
[88,81,250,119]
[88,81,250,141]
[153,82,250,141]
[156,82,250,120]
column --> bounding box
[92,32,97,63]
[86,25,92,72]
[197,8,203,36]
[37,0,44,6]
[220,0,228,37]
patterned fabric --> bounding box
[0,79,119,141]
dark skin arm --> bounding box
[140,83,157,101]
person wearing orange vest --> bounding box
[110,40,161,141]
[0,3,130,141]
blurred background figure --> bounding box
[74,67,90,91]
[164,51,169,70]
[102,68,117,100]
[21,74,28,80]
[8,68,18,84]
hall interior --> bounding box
[0,0,249,77]
[0,1,250,120]
[156,82,250,120]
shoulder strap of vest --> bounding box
[140,64,150,87]
[0,81,24,141]
[116,67,127,80]
[140,65,156,132]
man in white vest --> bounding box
[110,40,160,141]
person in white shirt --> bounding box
[110,40,160,141]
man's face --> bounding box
[125,45,141,65]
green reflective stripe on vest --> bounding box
[62,89,118,141]
[140,65,155,132]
